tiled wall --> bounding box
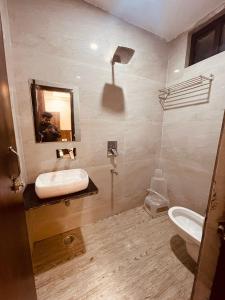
[0,0,26,180]
[160,32,225,214]
[8,0,224,244]
[7,0,168,242]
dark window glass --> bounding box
[219,22,225,52]
[189,14,225,66]
[194,29,216,63]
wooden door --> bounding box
[210,235,225,300]
[191,113,225,300]
[0,16,37,300]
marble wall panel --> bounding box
[161,31,225,214]
[7,0,167,243]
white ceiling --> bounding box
[84,0,225,41]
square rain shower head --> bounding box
[112,46,135,64]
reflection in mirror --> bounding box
[30,80,80,143]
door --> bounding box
[191,112,225,300]
[0,16,37,300]
[210,233,225,300]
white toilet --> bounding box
[168,206,205,261]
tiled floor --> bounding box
[35,207,195,300]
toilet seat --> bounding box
[168,206,204,261]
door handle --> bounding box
[8,146,24,192]
[217,221,225,241]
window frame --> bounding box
[189,13,225,66]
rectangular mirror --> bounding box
[29,80,80,143]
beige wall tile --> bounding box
[7,0,167,243]
[7,0,225,241]
[161,31,225,214]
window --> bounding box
[189,14,225,66]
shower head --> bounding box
[112,46,135,65]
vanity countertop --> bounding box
[23,177,98,210]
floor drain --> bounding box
[63,234,75,245]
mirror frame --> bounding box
[29,79,81,143]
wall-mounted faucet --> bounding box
[56,148,76,160]
[68,149,75,159]
[107,141,118,157]
[110,148,118,156]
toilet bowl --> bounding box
[168,206,204,261]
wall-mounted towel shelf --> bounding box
[159,74,214,110]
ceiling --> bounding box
[84,0,225,41]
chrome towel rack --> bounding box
[159,74,214,110]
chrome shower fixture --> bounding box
[111,46,135,65]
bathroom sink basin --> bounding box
[35,169,89,199]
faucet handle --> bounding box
[111,148,118,156]
[69,148,75,160]
[107,141,118,157]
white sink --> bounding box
[35,169,89,199]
